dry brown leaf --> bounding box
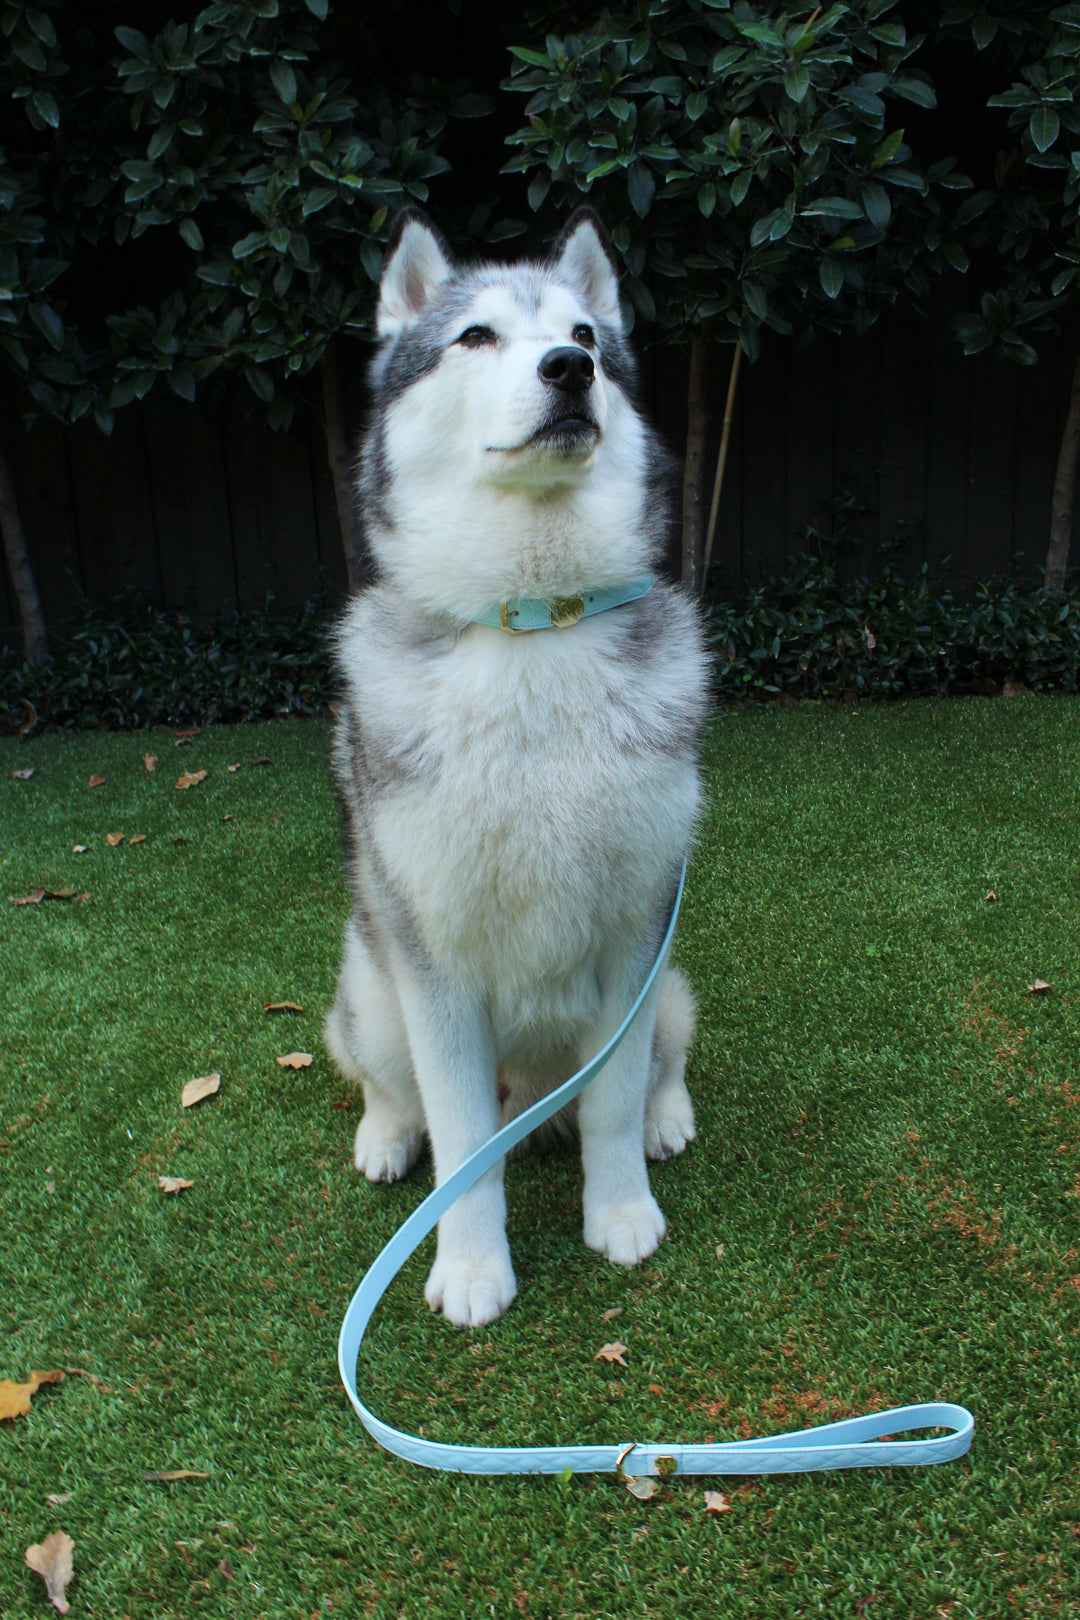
[331,1098,354,1110]
[1029,978,1051,995]
[985,891,997,903]
[175,769,207,790]
[19,698,39,736]
[25,1530,74,1614]
[10,889,45,906]
[704,1490,731,1516]
[128,834,147,846]
[0,1369,65,1422]
[265,1001,304,1014]
[72,845,89,854]
[595,1342,628,1366]
[11,767,34,779]
[158,1176,194,1194]
[143,1469,210,1482]
[276,1052,313,1069]
[219,1558,236,1579]
[65,1367,112,1393]
[228,763,242,773]
[88,774,106,788]
[46,1493,73,1506]
[601,1307,623,1322]
[181,1073,220,1108]
[144,753,158,772]
[625,1476,659,1500]
[173,728,201,740]
[249,755,272,767]
[106,833,125,847]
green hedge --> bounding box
[706,551,1080,700]
[0,596,335,732]
[3,557,1079,733]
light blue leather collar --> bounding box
[472,575,654,633]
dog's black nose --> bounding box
[538,346,594,393]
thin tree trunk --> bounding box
[700,339,743,597]
[1046,337,1080,594]
[320,336,366,593]
[681,331,709,591]
[0,438,48,665]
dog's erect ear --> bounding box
[377,208,456,339]
[550,207,623,329]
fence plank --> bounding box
[144,398,237,621]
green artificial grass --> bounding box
[2,699,1080,1618]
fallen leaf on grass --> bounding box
[1029,979,1051,995]
[173,728,201,742]
[601,1307,623,1322]
[704,1490,731,1516]
[181,1073,220,1108]
[65,1367,112,1393]
[265,1001,304,1014]
[625,1476,659,1500]
[128,834,146,846]
[331,1099,354,1110]
[175,769,207,790]
[144,753,158,772]
[25,1530,74,1614]
[88,774,106,788]
[158,1176,194,1194]
[72,845,89,854]
[276,1052,313,1069]
[228,763,242,773]
[0,1370,65,1422]
[595,1342,628,1366]
[46,1493,73,1507]
[985,891,997,903]
[19,698,39,736]
[10,887,75,906]
[143,1469,210,1483]
[219,1558,235,1579]
[249,755,272,767]
[171,835,189,846]
[106,833,125,847]
[11,767,34,779]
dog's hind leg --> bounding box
[644,964,697,1162]
[324,918,426,1183]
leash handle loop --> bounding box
[337,862,974,1476]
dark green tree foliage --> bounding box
[503,0,971,587]
[939,2,1080,591]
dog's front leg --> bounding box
[394,964,516,1328]
[579,963,666,1268]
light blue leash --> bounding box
[338,861,974,1476]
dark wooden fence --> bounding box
[1,285,1076,645]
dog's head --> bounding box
[370,207,636,490]
[360,209,669,612]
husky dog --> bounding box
[324,206,708,1328]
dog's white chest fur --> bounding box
[337,598,700,1052]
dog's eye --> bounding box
[457,325,497,348]
[572,323,595,348]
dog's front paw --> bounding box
[585,1195,666,1267]
[353,1115,423,1183]
[425,1251,517,1328]
[644,1076,696,1161]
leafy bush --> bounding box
[0,596,336,732]
[707,510,1080,699]
[4,552,1080,735]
